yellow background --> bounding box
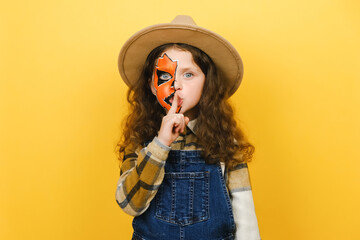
[1,0,359,239]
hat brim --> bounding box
[118,23,243,96]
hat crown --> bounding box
[118,15,243,97]
[171,15,197,26]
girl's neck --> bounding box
[184,106,199,121]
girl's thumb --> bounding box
[184,116,190,125]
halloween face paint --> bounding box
[153,53,181,112]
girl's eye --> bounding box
[184,73,193,78]
[159,72,172,81]
[156,70,173,86]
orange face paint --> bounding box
[153,53,181,112]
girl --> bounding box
[116,15,261,240]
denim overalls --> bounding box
[132,148,236,240]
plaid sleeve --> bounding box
[227,164,261,240]
[115,137,171,216]
[226,163,252,193]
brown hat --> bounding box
[118,15,244,96]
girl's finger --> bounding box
[181,115,186,133]
[167,92,179,115]
[184,116,190,126]
[174,115,185,133]
[176,114,184,133]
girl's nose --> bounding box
[174,77,182,90]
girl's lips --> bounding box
[169,97,183,106]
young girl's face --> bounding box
[151,48,205,120]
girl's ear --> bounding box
[149,78,156,96]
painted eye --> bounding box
[159,72,172,81]
[184,73,193,78]
[156,70,172,86]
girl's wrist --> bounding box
[154,136,172,149]
[156,135,171,147]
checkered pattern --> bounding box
[115,120,261,239]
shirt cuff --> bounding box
[145,136,171,162]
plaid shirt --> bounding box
[116,120,261,239]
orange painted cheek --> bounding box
[153,53,181,112]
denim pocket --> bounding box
[155,171,210,226]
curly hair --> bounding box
[117,43,254,169]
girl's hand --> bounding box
[157,92,190,146]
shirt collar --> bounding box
[187,118,198,135]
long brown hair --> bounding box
[117,43,254,169]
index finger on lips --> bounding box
[167,91,178,115]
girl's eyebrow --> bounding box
[178,67,200,72]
